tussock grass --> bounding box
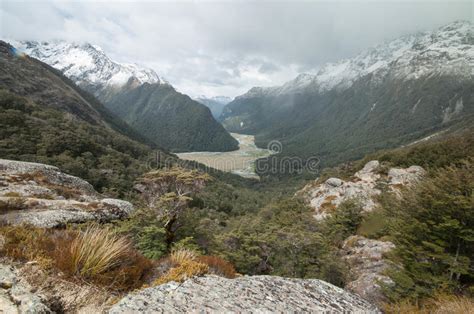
[170,248,197,265]
[0,225,153,292]
[385,294,474,314]
[69,225,130,278]
[197,256,237,279]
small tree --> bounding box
[384,160,474,302]
[135,167,211,249]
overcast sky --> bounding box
[1,1,472,97]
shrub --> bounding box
[384,160,474,302]
[170,248,197,265]
[153,260,209,286]
[197,256,237,278]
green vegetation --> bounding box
[382,161,473,302]
[106,83,238,152]
[0,89,158,196]
[222,74,474,177]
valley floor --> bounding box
[177,133,271,179]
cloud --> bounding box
[0,0,471,97]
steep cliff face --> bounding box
[110,275,380,313]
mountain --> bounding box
[195,96,233,119]
[0,40,172,194]
[107,84,239,152]
[221,21,474,171]
[15,40,238,153]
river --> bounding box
[177,133,272,179]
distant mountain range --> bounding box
[221,21,474,172]
[0,40,172,193]
[195,96,233,119]
[13,40,238,153]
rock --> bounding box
[355,160,380,182]
[300,160,425,220]
[109,275,380,313]
[388,166,426,186]
[326,177,343,187]
[0,159,134,228]
[341,236,395,305]
[0,264,51,313]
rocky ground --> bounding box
[341,235,395,305]
[109,275,380,313]
[0,158,384,313]
[0,159,134,227]
[300,160,425,220]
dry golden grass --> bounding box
[69,226,130,278]
[0,225,153,292]
[154,260,209,286]
[170,248,197,265]
[384,295,474,314]
[197,256,237,279]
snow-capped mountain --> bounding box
[222,21,474,169]
[237,20,473,99]
[11,40,167,99]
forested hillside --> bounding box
[221,21,474,173]
[0,41,172,195]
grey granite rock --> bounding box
[0,264,51,313]
[299,160,425,220]
[109,275,380,313]
[0,159,134,228]
[341,236,395,305]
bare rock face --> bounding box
[300,160,425,220]
[0,264,51,313]
[0,159,134,228]
[341,236,395,305]
[109,275,380,313]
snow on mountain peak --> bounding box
[239,20,473,98]
[12,40,165,90]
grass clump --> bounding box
[170,248,197,265]
[384,294,474,314]
[154,260,209,286]
[197,256,237,279]
[0,225,153,292]
[68,225,130,278]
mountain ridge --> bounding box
[12,40,239,153]
[220,21,474,172]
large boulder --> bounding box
[300,160,425,220]
[341,236,395,305]
[109,275,380,313]
[0,159,134,228]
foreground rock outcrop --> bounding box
[0,159,134,227]
[0,264,51,313]
[300,160,425,220]
[341,236,395,305]
[110,275,380,313]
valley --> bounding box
[0,7,472,313]
[177,133,272,179]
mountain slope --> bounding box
[221,21,474,171]
[15,40,238,153]
[107,84,239,152]
[0,40,172,194]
